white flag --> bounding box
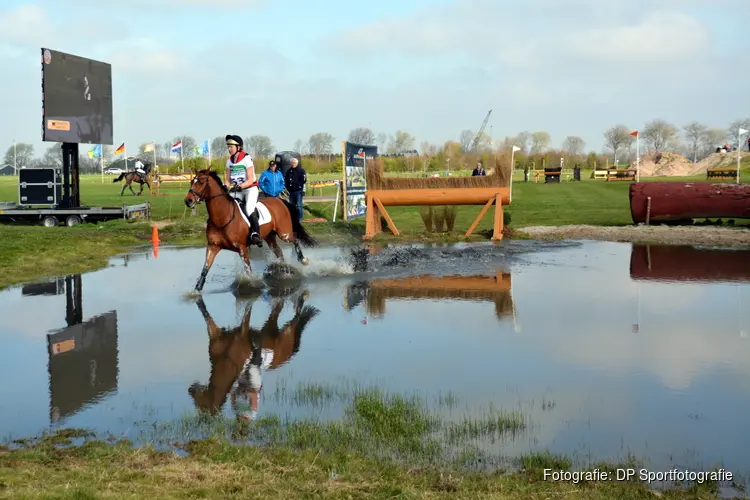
[740,128,748,136]
[512,145,521,152]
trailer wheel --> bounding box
[41,216,59,227]
[65,215,82,226]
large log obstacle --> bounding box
[630,244,750,283]
[629,182,750,224]
[364,272,514,320]
[364,159,511,240]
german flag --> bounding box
[114,143,125,155]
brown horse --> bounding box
[184,168,316,292]
[112,161,153,196]
[188,293,319,416]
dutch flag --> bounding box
[171,140,182,153]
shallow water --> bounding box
[0,240,748,478]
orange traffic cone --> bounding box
[152,224,160,245]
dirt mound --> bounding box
[632,152,693,177]
[690,151,750,175]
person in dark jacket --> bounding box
[258,160,285,198]
[284,157,306,221]
[472,161,486,176]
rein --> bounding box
[190,181,237,230]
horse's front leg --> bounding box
[137,182,144,196]
[195,244,220,292]
[196,297,221,340]
[128,184,137,195]
[239,244,252,276]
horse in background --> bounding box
[112,160,153,196]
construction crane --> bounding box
[469,110,492,153]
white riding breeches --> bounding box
[232,186,259,219]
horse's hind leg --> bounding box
[120,183,126,196]
[292,240,309,265]
[128,183,137,195]
[266,234,284,261]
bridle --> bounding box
[189,174,237,229]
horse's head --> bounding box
[188,381,222,415]
[184,168,226,209]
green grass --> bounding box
[1,168,749,290]
[0,381,728,499]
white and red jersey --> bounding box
[227,150,257,186]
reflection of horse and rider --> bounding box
[112,158,153,196]
[188,291,320,423]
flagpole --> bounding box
[152,141,156,173]
[100,145,103,183]
[181,140,184,173]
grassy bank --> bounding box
[1,171,749,290]
[0,382,727,499]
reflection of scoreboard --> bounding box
[23,274,120,424]
[47,311,118,423]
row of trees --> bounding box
[3,118,749,175]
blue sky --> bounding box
[1,0,749,159]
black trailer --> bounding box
[0,165,150,227]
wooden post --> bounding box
[645,196,651,225]
[364,194,377,239]
[491,193,504,240]
[465,197,495,237]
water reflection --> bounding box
[22,275,118,425]
[630,244,750,283]
[345,271,515,322]
[189,290,319,422]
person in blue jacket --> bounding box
[258,160,285,198]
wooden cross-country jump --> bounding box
[362,158,512,241]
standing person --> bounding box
[258,160,285,198]
[284,157,306,221]
[472,161,486,176]
[224,134,261,246]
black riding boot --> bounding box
[248,210,262,247]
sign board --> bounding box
[342,141,377,221]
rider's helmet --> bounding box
[225,135,243,149]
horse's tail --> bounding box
[280,199,317,247]
[112,173,126,183]
[292,305,320,355]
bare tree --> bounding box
[603,125,632,162]
[642,119,678,153]
[308,132,334,159]
[348,127,375,145]
[562,136,585,157]
[389,130,415,154]
[682,122,707,162]
[376,133,388,152]
[211,136,226,158]
[529,131,551,154]
[2,142,34,169]
[293,138,306,154]
[459,129,474,152]
[41,143,63,167]
[704,128,727,154]
[419,141,438,172]
[728,118,750,143]
[515,131,530,152]
[246,135,275,159]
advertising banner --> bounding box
[343,141,377,221]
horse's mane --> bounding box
[205,169,228,193]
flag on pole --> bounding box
[194,140,209,156]
[87,144,102,159]
[170,140,182,153]
[740,128,748,136]
[143,141,156,153]
[512,145,521,152]
[114,143,125,155]
[630,131,638,137]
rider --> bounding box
[225,135,262,246]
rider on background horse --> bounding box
[224,135,262,246]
